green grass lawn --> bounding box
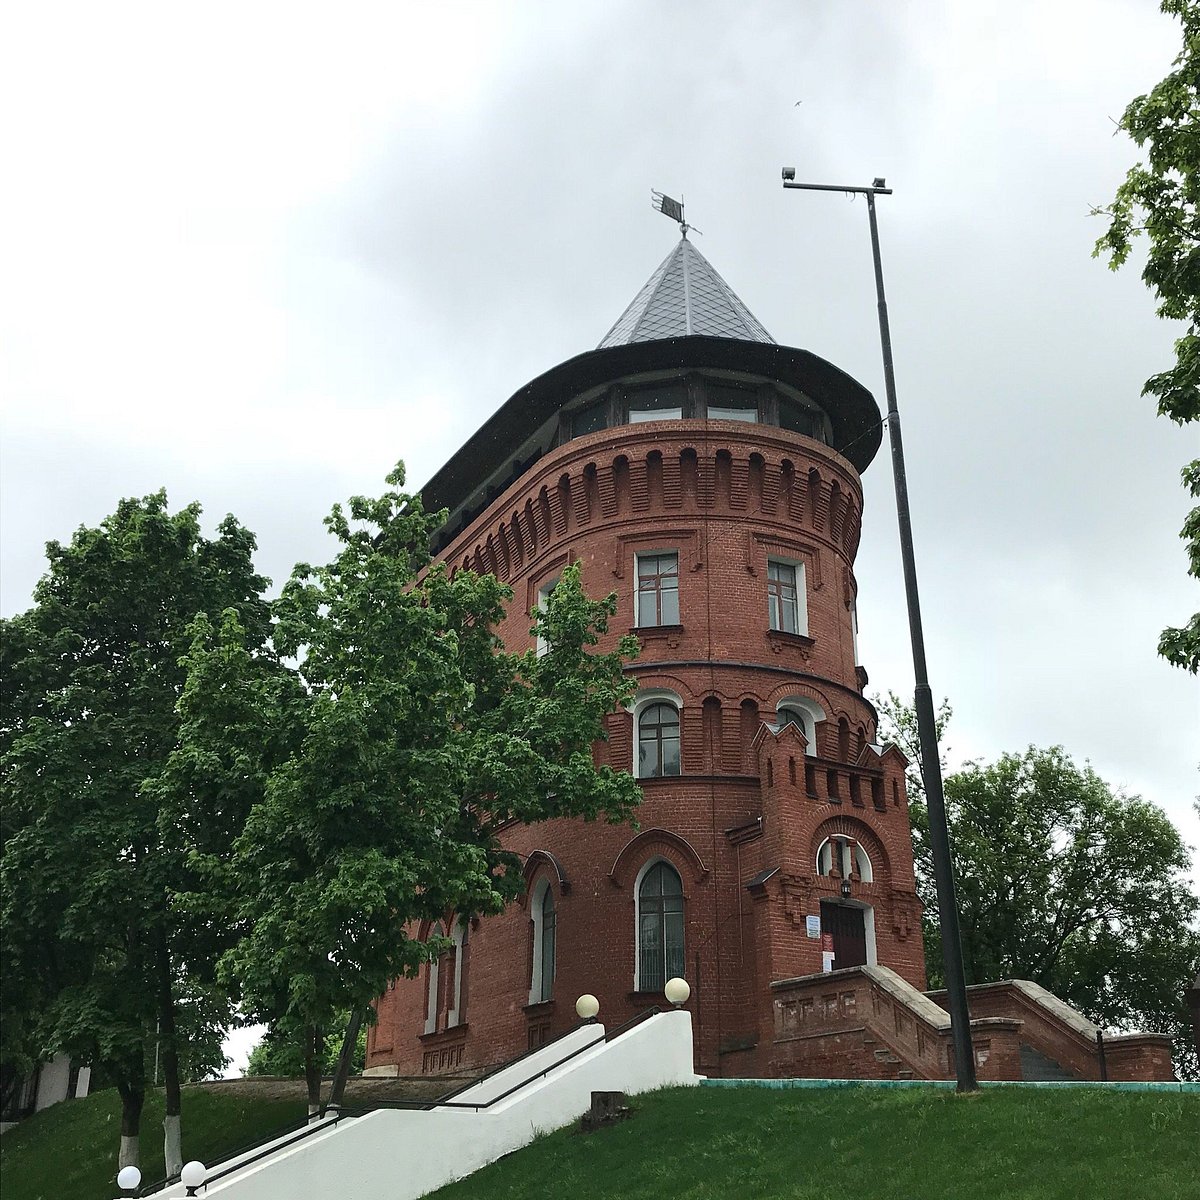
[0,1086,306,1200]
[4,1083,1197,1200]
[427,1085,1200,1200]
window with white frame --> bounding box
[535,576,560,656]
[423,922,445,1034]
[777,705,818,756]
[447,917,467,1027]
[636,860,684,991]
[636,552,680,626]
[816,837,873,883]
[637,702,681,778]
[529,880,556,1004]
[767,558,806,635]
[424,919,468,1032]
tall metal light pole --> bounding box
[781,170,978,1092]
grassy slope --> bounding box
[428,1086,1200,1200]
[4,1084,1197,1200]
[0,1086,306,1200]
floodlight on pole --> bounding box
[780,170,979,1093]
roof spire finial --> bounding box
[651,189,701,238]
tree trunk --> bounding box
[116,1079,145,1170]
[154,925,184,1176]
[303,1025,323,1120]
[326,1008,364,1110]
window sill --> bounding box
[419,1023,469,1042]
[636,772,683,784]
[631,624,685,647]
[766,629,815,657]
[522,1000,556,1015]
[626,991,680,1005]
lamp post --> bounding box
[781,170,978,1092]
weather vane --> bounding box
[651,189,701,237]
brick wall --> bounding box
[928,981,1177,1082]
[368,421,926,1079]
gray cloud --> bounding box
[3,0,1196,904]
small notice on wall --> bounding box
[805,914,821,939]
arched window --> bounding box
[816,837,873,884]
[777,700,822,757]
[637,702,681,778]
[529,881,556,1004]
[636,861,684,990]
[447,918,467,1027]
[534,576,560,657]
[424,919,468,1033]
[424,923,445,1035]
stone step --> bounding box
[1020,1043,1080,1082]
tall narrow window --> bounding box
[424,923,444,1034]
[638,703,681,778]
[636,552,680,626]
[529,881,557,1004]
[535,576,560,656]
[767,559,805,635]
[637,861,685,991]
[539,889,555,1002]
[447,918,466,1027]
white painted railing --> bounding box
[141,1011,699,1200]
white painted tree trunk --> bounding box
[118,1135,139,1170]
[163,1113,183,1177]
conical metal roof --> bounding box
[598,236,775,348]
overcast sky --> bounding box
[3,1,1197,1072]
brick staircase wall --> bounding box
[768,965,1023,1081]
[926,981,1176,1083]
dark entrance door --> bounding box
[820,901,867,970]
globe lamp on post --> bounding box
[116,1165,141,1193]
[575,993,600,1022]
[664,977,690,1008]
[181,1160,207,1197]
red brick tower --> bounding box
[367,236,925,1079]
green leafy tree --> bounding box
[1094,0,1199,671]
[876,700,1199,1078]
[943,750,1199,1079]
[0,493,271,1172]
[245,1014,365,1079]
[166,464,641,1115]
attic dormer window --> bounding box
[779,396,828,444]
[628,381,685,422]
[706,381,759,423]
[573,397,609,437]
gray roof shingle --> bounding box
[598,237,775,348]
